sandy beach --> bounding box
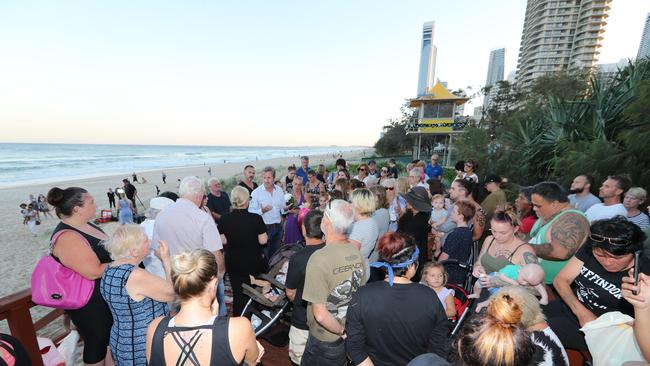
[0,148,370,300]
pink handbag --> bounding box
[31,230,95,310]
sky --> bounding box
[0,0,648,147]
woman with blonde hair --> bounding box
[146,249,263,365]
[383,178,406,232]
[349,188,380,281]
[454,292,535,366]
[100,224,174,365]
[624,187,649,229]
[217,186,268,315]
[496,287,569,366]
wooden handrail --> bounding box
[0,288,69,366]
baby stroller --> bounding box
[240,242,304,343]
[441,240,481,337]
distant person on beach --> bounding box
[118,193,134,225]
[238,165,258,196]
[37,193,54,219]
[296,156,310,185]
[132,172,138,183]
[24,203,40,236]
[107,188,116,209]
[208,167,212,176]
[122,179,138,214]
[161,171,167,184]
[19,203,28,225]
[206,177,231,223]
[46,186,121,365]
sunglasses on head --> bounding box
[590,233,630,246]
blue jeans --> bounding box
[263,223,282,261]
[217,277,227,317]
[407,353,450,366]
[300,334,346,366]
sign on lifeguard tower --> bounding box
[407,82,469,134]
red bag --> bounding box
[31,230,95,310]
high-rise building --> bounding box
[637,13,650,60]
[515,0,612,87]
[485,48,506,87]
[484,48,506,109]
[417,21,437,96]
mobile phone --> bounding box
[633,250,642,295]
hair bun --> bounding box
[172,252,198,275]
[47,187,65,207]
[488,293,523,327]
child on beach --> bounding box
[421,262,457,318]
[470,262,548,312]
[429,194,448,258]
[24,203,40,236]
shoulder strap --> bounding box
[150,316,172,365]
[50,229,91,253]
[211,317,238,366]
[507,243,528,261]
[486,237,496,250]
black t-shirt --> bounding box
[388,166,398,179]
[107,191,115,201]
[123,183,136,200]
[442,227,473,286]
[285,176,294,193]
[218,209,267,275]
[571,244,650,317]
[238,181,258,196]
[345,282,450,366]
[285,243,325,330]
[206,192,231,221]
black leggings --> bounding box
[67,287,113,363]
[229,272,253,317]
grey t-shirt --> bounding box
[568,193,601,213]
[349,218,379,279]
[372,208,390,238]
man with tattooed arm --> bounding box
[527,182,590,284]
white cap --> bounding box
[149,197,174,210]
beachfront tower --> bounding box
[417,21,437,96]
[515,0,612,87]
[483,48,506,109]
[406,83,469,164]
[638,13,650,60]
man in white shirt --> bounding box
[568,175,601,212]
[585,175,630,223]
[152,175,226,314]
[249,166,288,260]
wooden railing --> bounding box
[0,288,69,366]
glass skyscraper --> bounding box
[417,21,437,96]
[637,13,650,60]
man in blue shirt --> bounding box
[296,156,310,185]
[425,154,443,181]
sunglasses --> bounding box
[465,164,473,168]
[358,168,366,171]
[386,187,395,191]
[590,233,630,246]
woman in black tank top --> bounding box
[146,249,262,365]
[46,187,116,365]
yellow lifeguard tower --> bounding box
[406,82,469,164]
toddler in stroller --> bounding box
[241,243,304,340]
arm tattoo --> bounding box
[532,242,554,258]
[523,252,539,264]
[550,212,589,257]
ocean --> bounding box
[0,143,364,188]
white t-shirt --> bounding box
[584,203,628,223]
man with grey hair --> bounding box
[249,166,287,260]
[426,153,443,181]
[152,176,226,313]
[301,199,365,366]
[206,177,231,223]
[407,167,426,189]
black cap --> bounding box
[485,174,502,184]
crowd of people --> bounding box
[29,154,650,366]
[17,193,53,236]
